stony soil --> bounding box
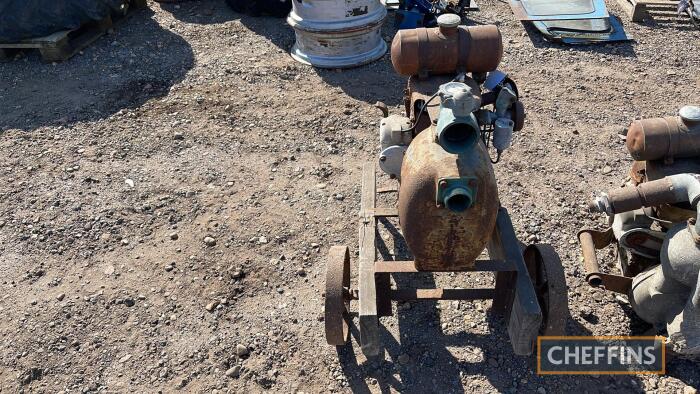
[1,0,699,393]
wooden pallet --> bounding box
[0,0,146,62]
[616,0,678,21]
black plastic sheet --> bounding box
[0,0,125,42]
[225,0,291,17]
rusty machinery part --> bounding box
[644,157,700,183]
[511,100,525,132]
[652,204,697,227]
[379,28,524,270]
[630,222,700,356]
[382,72,522,175]
[324,245,351,346]
[398,125,499,271]
[287,0,387,68]
[435,81,482,154]
[404,73,523,134]
[586,108,700,356]
[406,74,472,133]
[590,174,700,216]
[611,209,665,262]
[629,160,646,185]
[577,228,634,294]
[523,244,568,336]
[629,160,700,224]
[379,73,521,177]
[626,106,700,162]
[378,114,413,179]
[391,22,503,77]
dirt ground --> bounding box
[1,0,699,393]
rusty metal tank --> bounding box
[287,0,387,68]
[391,18,503,77]
[626,105,700,161]
[398,118,499,271]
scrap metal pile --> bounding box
[579,106,700,357]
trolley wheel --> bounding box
[325,245,351,345]
[523,244,569,336]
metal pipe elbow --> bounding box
[669,174,700,207]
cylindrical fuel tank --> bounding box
[398,126,499,271]
[626,106,700,161]
[391,23,503,77]
[287,0,387,68]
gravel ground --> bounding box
[1,0,699,393]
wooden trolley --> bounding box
[324,163,568,357]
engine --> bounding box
[588,105,700,357]
[378,14,525,271]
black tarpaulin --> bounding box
[0,0,126,42]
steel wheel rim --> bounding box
[523,244,569,336]
[324,245,351,345]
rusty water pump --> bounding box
[580,106,700,357]
[324,15,568,358]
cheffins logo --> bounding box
[537,336,665,375]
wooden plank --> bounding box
[616,0,650,21]
[370,207,398,218]
[376,186,398,194]
[39,15,113,62]
[391,288,495,301]
[635,0,675,5]
[616,0,637,21]
[489,219,517,315]
[375,259,515,273]
[631,2,648,21]
[489,208,542,356]
[358,162,382,357]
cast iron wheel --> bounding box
[325,245,351,345]
[523,244,568,336]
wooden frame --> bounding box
[356,162,543,357]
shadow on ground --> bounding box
[0,7,194,131]
[642,12,699,31]
[158,0,238,24]
[231,9,405,106]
